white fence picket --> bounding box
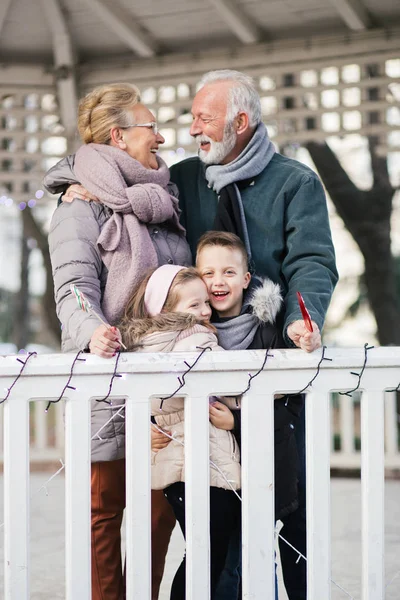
[361,388,385,600]
[306,389,332,600]
[125,389,151,600]
[184,389,211,600]
[4,387,30,599]
[241,389,275,599]
[64,384,91,600]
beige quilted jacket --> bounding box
[120,313,241,491]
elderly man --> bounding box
[170,69,338,600]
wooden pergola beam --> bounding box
[82,0,157,58]
[208,0,260,44]
[0,0,12,36]
[329,0,371,31]
[40,0,78,151]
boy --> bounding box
[196,231,317,600]
[196,230,309,516]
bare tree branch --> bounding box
[22,208,61,344]
[305,140,400,345]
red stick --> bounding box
[296,291,313,332]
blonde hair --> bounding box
[77,83,141,144]
[196,231,249,270]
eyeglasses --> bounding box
[121,122,159,135]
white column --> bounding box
[361,389,384,599]
[64,384,91,600]
[241,391,275,599]
[306,390,331,599]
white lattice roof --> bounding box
[0,0,399,63]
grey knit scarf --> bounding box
[74,143,184,324]
[212,282,263,350]
[213,312,259,350]
[205,122,275,194]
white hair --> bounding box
[198,69,261,128]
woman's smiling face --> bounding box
[112,103,165,169]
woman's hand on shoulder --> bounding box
[63,184,100,204]
[89,324,121,358]
[209,400,234,430]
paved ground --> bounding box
[0,476,399,599]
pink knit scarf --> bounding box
[74,143,185,323]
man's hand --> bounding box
[151,424,172,452]
[287,320,321,353]
[209,400,234,430]
[63,184,99,204]
[89,325,121,358]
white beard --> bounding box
[196,121,237,165]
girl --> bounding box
[119,264,241,600]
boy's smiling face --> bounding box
[196,245,251,317]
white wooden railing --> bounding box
[0,347,399,599]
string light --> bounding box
[339,343,374,397]
[95,350,123,405]
[159,345,212,409]
[0,189,43,210]
[298,345,332,394]
[0,351,37,405]
[240,347,273,395]
[45,351,86,412]
[387,382,400,393]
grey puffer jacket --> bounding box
[46,155,192,462]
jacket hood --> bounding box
[43,154,79,195]
[243,277,283,324]
[120,312,214,349]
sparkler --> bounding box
[70,284,127,349]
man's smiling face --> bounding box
[190,82,238,165]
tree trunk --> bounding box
[13,215,31,349]
[306,138,400,346]
[21,209,61,344]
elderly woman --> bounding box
[46,83,191,600]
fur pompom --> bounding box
[249,279,282,323]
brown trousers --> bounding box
[91,459,176,600]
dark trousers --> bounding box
[279,406,307,600]
[91,459,176,600]
[164,482,241,600]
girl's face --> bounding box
[173,278,212,321]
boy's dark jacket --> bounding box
[212,278,303,520]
